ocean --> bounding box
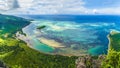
[19,15,120,56]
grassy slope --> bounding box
[0,14,77,68]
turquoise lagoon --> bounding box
[20,15,120,56]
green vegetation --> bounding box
[0,14,77,68]
[37,25,46,30]
[2,39,77,68]
[0,14,30,36]
[102,32,120,68]
[108,33,120,51]
[102,49,120,68]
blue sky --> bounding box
[0,0,120,14]
[84,0,120,8]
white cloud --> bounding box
[1,0,87,14]
[0,0,20,10]
[93,9,97,14]
[0,0,120,14]
[18,0,33,8]
[29,0,85,14]
[96,7,120,14]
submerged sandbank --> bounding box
[39,37,65,48]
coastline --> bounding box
[16,31,88,56]
[16,20,106,56]
[16,31,77,56]
[107,30,120,53]
[107,34,111,53]
[16,19,116,56]
[107,30,114,53]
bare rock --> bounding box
[76,55,106,68]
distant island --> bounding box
[37,25,46,30]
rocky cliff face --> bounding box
[76,55,106,68]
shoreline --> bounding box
[16,20,113,57]
[107,30,120,53]
[107,34,111,53]
[16,31,88,56]
[16,31,79,56]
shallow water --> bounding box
[21,21,118,55]
[20,15,120,56]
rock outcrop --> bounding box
[76,55,106,68]
[0,61,7,68]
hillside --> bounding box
[101,32,120,68]
[0,14,77,68]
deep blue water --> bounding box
[19,15,120,23]
[19,15,120,56]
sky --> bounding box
[0,0,120,15]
